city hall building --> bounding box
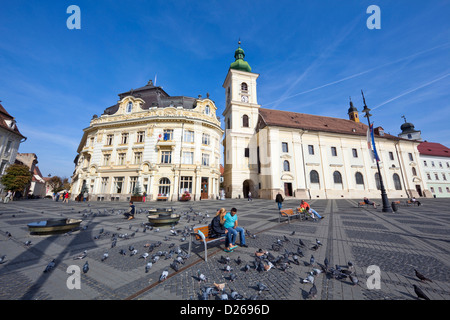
[71,81,223,201]
[222,43,430,200]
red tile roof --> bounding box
[0,103,26,139]
[417,141,450,158]
[258,108,400,140]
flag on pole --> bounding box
[367,123,380,162]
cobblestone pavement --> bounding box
[1,197,449,301]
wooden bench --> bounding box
[156,196,168,201]
[279,208,303,223]
[188,225,226,261]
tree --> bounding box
[0,164,32,193]
[48,176,63,193]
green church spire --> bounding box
[230,40,252,73]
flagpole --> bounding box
[361,90,392,213]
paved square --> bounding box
[1,197,449,301]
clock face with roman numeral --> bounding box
[241,95,248,103]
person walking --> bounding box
[224,208,247,249]
[3,190,12,203]
[63,192,69,203]
[248,191,252,201]
[275,192,284,211]
[83,191,88,202]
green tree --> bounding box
[1,164,32,192]
[48,176,63,193]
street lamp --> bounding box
[361,90,392,213]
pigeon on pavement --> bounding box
[413,285,430,300]
[414,269,433,283]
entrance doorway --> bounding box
[201,177,209,199]
[243,180,254,199]
[284,183,293,197]
[415,184,423,197]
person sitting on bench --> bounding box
[363,197,377,208]
[210,208,231,252]
[411,197,421,206]
[300,200,323,219]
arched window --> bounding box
[310,170,319,184]
[242,114,249,127]
[283,160,290,172]
[355,172,364,185]
[412,167,417,176]
[205,105,210,115]
[333,171,342,184]
[158,178,171,196]
[241,82,248,92]
[393,173,402,190]
[375,173,381,190]
[126,101,133,113]
[227,118,231,129]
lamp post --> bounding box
[361,90,392,212]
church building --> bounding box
[222,43,429,200]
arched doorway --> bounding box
[242,180,254,199]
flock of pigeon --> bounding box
[0,205,437,300]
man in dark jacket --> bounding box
[275,192,284,211]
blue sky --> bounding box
[1,0,449,178]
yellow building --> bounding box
[71,80,223,201]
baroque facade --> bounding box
[71,81,223,201]
[222,43,430,200]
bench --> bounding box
[156,196,168,201]
[188,225,226,262]
[279,208,303,223]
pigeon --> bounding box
[83,261,89,273]
[309,255,315,266]
[225,264,233,272]
[220,292,229,300]
[44,259,56,273]
[316,239,323,246]
[324,257,329,270]
[74,250,87,260]
[140,253,149,260]
[159,269,169,282]
[256,282,268,293]
[349,274,359,286]
[413,285,430,300]
[145,262,152,273]
[299,239,306,247]
[0,255,6,264]
[243,264,251,272]
[235,256,242,265]
[302,272,315,284]
[231,290,243,300]
[229,273,237,282]
[414,269,433,283]
[24,240,32,246]
[308,284,318,299]
[292,255,300,265]
[119,249,127,255]
[197,270,207,282]
[130,249,138,256]
[214,282,225,291]
[296,247,304,257]
[101,252,109,261]
[311,244,319,251]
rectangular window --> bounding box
[136,131,145,143]
[134,152,142,164]
[427,173,431,180]
[179,176,193,193]
[183,130,194,143]
[389,152,394,160]
[408,153,414,161]
[182,151,193,164]
[352,148,358,158]
[202,153,210,166]
[331,147,337,157]
[435,174,439,180]
[100,177,109,193]
[4,140,12,155]
[161,151,172,164]
[114,177,124,193]
[117,153,126,165]
[443,174,447,181]
[0,160,8,174]
[423,160,427,167]
[103,154,111,166]
[431,161,435,167]
[106,134,113,146]
[121,133,129,144]
[282,142,288,153]
[163,129,173,141]
[202,133,210,145]
[308,145,314,155]
[244,148,250,158]
[129,176,138,193]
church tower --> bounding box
[222,41,260,199]
[347,97,360,122]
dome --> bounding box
[347,100,358,114]
[230,42,252,73]
[400,122,418,133]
